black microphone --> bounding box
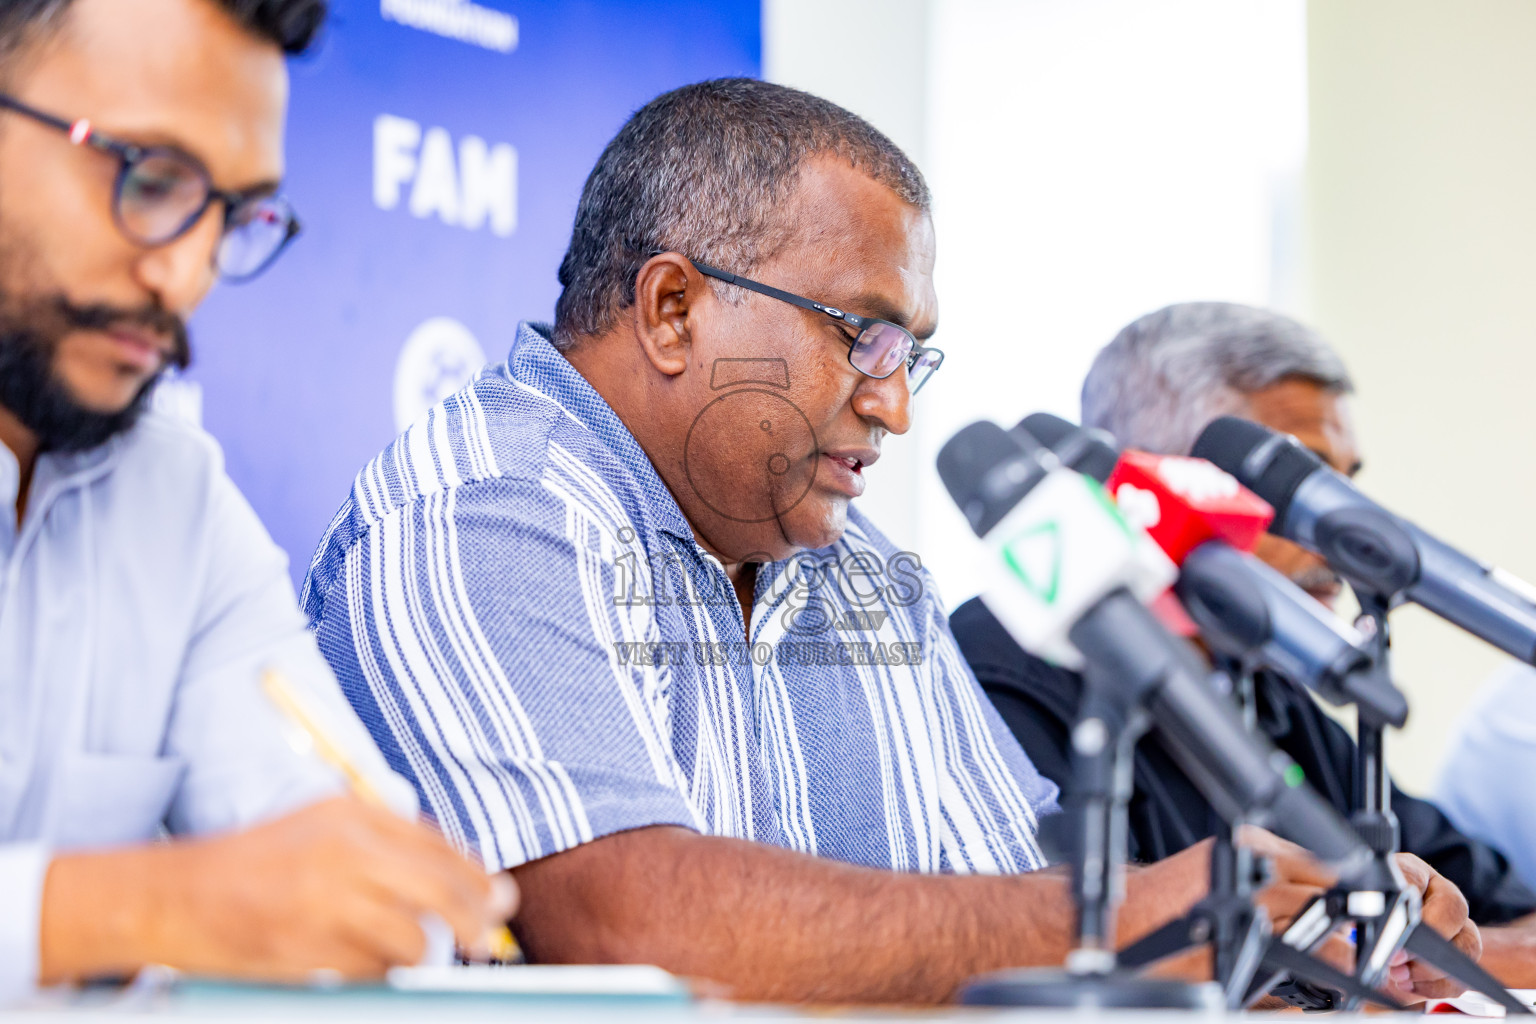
[1176,544,1407,728]
[1194,416,1536,664]
[1023,412,1408,728]
[1018,412,1120,482]
[938,420,1371,868]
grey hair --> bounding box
[552,77,930,350]
[1080,302,1355,455]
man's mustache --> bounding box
[56,296,191,370]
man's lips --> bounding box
[818,447,879,497]
[102,327,172,374]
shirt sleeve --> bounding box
[162,468,353,836]
[1434,664,1536,922]
[308,474,702,871]
[0,843,48,1007]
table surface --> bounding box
[8,969,1535,1021]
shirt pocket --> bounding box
[47,752,186,850]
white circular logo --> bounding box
[1156,455,1240,503]
[392,316,488,432]
[1115,482,1162,532]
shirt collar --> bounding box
[0,433,122,559]
[26,437,122,518]
[507,322,697,544]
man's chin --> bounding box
[0,372,156,453]
[779,496,849,555]
[58,381,147,420]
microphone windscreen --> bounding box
[937,421,1039,536]
[1018,413,1119,484]
[1193,416,1321,525]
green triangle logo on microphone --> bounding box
[1001,521,1063,605]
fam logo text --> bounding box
[374,115,517,237]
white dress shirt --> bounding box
[0,410,353,1003]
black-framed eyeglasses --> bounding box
[0,93,300,282]
[686,257,945,394]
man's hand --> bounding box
[1386,852,1480,1003]
[1122,827,1483,1005]
[1238,826,1340,930]
[1234,830,1481,1005]
[39,796,518,985]
[1118,830,1339,944]
[1117,830,1350,981]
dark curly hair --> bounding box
[0,0,327,63]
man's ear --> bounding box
[631,252,702,377]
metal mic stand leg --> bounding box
[1276,592,1529,1014]
[962,668,1220,1009]
[1116,664,1398,1010]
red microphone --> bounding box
[1016,416,1272,637]
[1102,452,1271,637]
[1106,450,1274,561]
[1017,414,1405,724]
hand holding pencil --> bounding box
[262,668,521,967]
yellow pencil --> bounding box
[261,668,521,965]
[263,668,388,807]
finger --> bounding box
[333,892,430,968]
[491,873,519,920]
[1384,976,1428,1007]
[1455,920,1484,964]
[360,857,495,947]
[1408,975,1469,1002]
[353,832,500,944]
[1394,852,1431,889]
[229,931,393,984]
[1234,825,1310,861]
[1236,826,1341,887]
[306,945,394,983]
[1254,882,1328,928]
[1408,957,1449,984]
[1267,854,1337,891]
[1403,921,1481,990]
[345,802,497,905]
[1420,873,1473,944]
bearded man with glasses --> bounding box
[0,0,516,1005]
[299,77,1476,1004]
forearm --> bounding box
[511,826,1208,1005]
[1478,916,1536,988]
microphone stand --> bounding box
[1113,661,1397,1010]
[963,661,1223,1009]
[1272,591,1530,1014]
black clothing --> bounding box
[951,596,1536,926]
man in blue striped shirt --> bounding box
[303,78,1439,1003]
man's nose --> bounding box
[131,206,222,316]
[850,366,913,436]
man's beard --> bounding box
[0,294,191,454]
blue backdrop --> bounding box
[188,0,761,584]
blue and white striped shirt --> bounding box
[302,322,1056,875]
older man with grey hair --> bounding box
[1082,302,1356,603]
[953,300,1536,990]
